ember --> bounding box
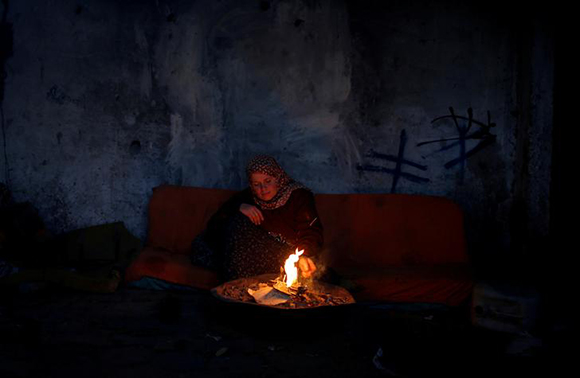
[211,273,355,309]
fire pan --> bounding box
[208,273,356,337]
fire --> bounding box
[283,248,304,287]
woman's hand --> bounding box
[239,204,264,225]
[298,256,317,278]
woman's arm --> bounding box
[291,190,323,278]
[293,190,323,258]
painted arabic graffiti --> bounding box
[417,107,496,183]
[357,130,429,193]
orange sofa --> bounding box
[124,185,473,306]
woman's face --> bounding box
[250,172,279,201]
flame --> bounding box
[284,248,304,287]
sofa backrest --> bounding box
[147,185,235,255]
[315,193,467,269]
[147,185,467,267]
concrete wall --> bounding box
[1,0,554,274]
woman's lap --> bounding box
[191,213,293,280]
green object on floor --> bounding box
[61,221,142,268]
[1,222,141,293]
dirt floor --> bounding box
[0,285,569,378]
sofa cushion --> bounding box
[124,247,220,289]
[339,264,473,306]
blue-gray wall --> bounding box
[0,0,554,274]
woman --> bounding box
[191,155,323,281]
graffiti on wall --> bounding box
[356,107,497,191]
[417,107,496,183]
[357,129,429,193]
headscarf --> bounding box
[246,155,308,210]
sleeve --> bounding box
[293,190,323,258]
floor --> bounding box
[0,284,568,378]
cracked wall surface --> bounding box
[0,0,554,271]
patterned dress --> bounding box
[191,188,323,280]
